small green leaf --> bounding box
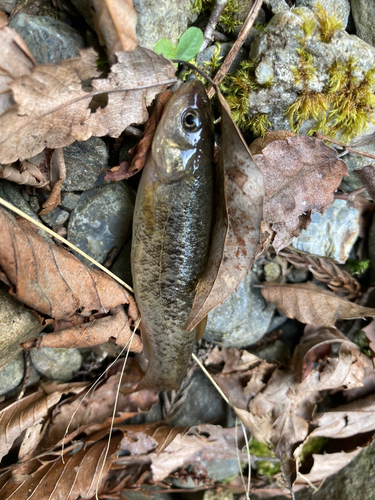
[154,39,177,59]
[175,27,203,61]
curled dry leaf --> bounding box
[0,47,176,163]
[0,435,123,500]
[252,135,348,252]
[260,282,375,328]
[91,0,138,62]
[0,24,35,115]
[355,164,375,201]
[0,382,86,461]
[208,326,369,473]
[0,208,141,350]
[128,90,173,178]
[184,87,264,331]
[0,161,47,187]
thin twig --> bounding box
[278,247,361,299]
[315,133,375,161]
[207,0,264,98]
[201,0,228,52]
[0,197,134,293]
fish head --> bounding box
[152,80,214,181]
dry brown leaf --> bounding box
[184,87,264,331]
[309,393,375,440]
[148,424,245,482]
[363,320,375,365]
[91,0,138,62]
[0,47,176,164]
[0,382,86,461]
[22,305,142,351]
[0,161,47,186]
[0,24,35,115]
[0,434,123,500]
[249,130,297,156]
[253,135,348,252]
[0,208,141,351]
[38,148,66,215]
[128,90,173,178]
[355,164,375,201]
[260,282,375,327]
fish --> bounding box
[131,80,214,392]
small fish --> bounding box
[131,81,214,391]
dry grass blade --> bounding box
[279,248,361,299]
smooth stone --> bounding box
[295,0,350,27]
[122,486,174,500]
[67,182,135,264]
[204,270,275,349]
[60,192,81,211]
[0,352,24,397]
[0,285,43,370]
[292,199,360,264]
[350,0,375,47]
[233,26,264,50]
[169,369,227,427]
[62,138,109,192]
[0,0,16,13]
[262,0,290,14]
[197,42,247,75]
[133,0,196,51]
[110,238,133,289]
[9,14,85,65]
[30,346,82,381]
[0,179,41,225]
[247,8,375,137]
[40,207,69,227]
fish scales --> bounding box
[132,81,214,391]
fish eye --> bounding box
[181,109,202,132]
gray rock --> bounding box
[0,352,24,396]
[250,437,375,500]
[61,192,81,211]
[295,0,350,27]
[9,14,85,65]
[172,457,241,488]
[203,270,275,348]
[40,207,70,227]
[262,0,289,14]
[62,138,109,192]
[133,0,196,51]
[255,339,291,366]
[245,7,375,151]
[30,346,82,381]
[197,42,247,75]
[233,26,265,50]
[122,486,174,500]
[110,238,133,288]
[292,199,360,264]
[0,0,16,13]
[67,182,135,264]
[169,369,227,427]
[350,0,375,47]
[0,285,43,370]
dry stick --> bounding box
[200,0,228,52]
[0,197,134,293]
[315,132,375,161]
[207,0,264,99]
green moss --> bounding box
[221,61,271,136]
[298,437,327,465]
[326,60,375,142]
[346,258,370,276]
[249,439,281,478]
[314,1,343,43]
[286,6,375,142]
